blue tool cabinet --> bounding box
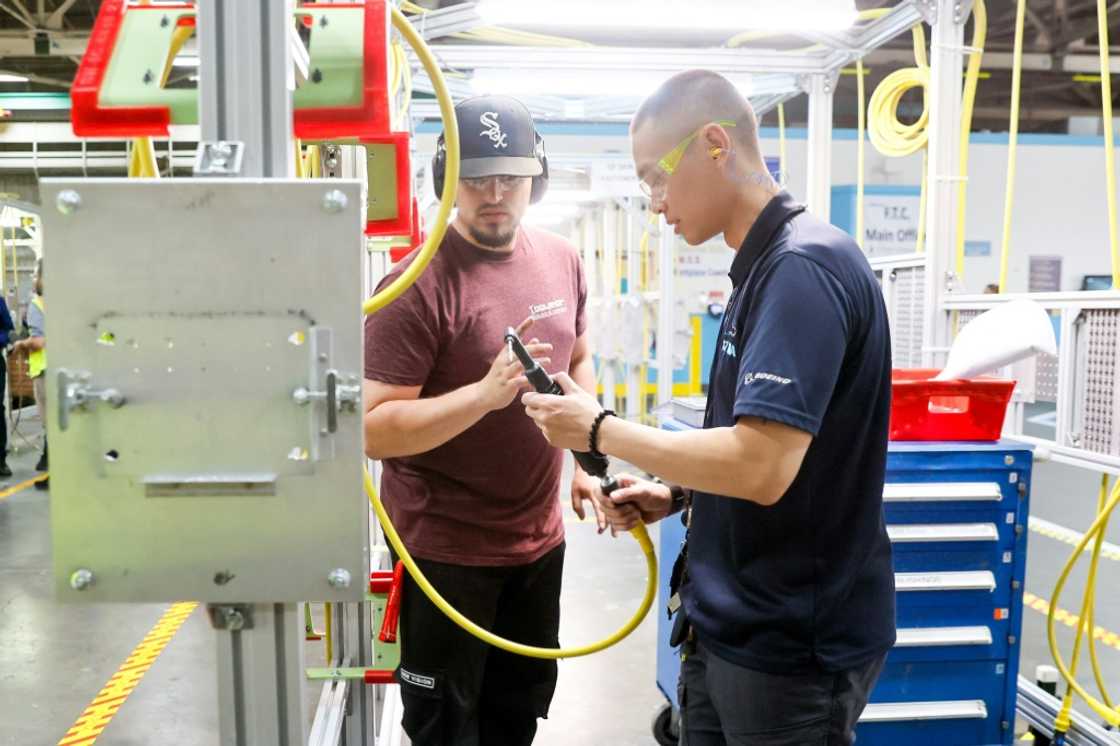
[655,418,1031,746]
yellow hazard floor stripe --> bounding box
[0,473,48,501]
[58,602,197,746]
[1022,592,1120,653]
[1028,516,1120,562]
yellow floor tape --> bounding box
[1029,516,1120,563]
[58,602,197,746]
[0,473,48,500]
[1023,591,1120,653]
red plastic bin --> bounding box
[889,368,1015,441]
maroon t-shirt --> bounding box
[364,224,587,566]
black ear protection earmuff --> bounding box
[431,131,550,204]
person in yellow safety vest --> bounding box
[13,265,46,490]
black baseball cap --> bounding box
[447,95,544,179]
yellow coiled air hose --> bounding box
[866,1,986,265]
[361,5,658,660]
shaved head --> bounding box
[631,69,764,168]
[630,69,779,249]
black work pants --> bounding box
[392,543,564,746]
[679,639,886,746]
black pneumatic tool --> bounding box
[505,327,619,496]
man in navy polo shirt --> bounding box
[523,69,895,745]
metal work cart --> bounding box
[655,415,1032,746]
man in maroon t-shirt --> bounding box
[363,96,600,746]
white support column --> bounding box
[624,202,642,421]
[921,0,967,368]
[804,72,837,220]
[657,218,675,405]
[197,2,309,745]
[600,205,618,412]
[198,0,294,179]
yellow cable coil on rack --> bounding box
[362,5,658,661]
[866,2,986,267]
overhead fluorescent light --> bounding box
[476,0,857,33]
[0,74,29,83]
[472,68,753,98]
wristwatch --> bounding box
[652,476,690,516]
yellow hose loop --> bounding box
[867,64,929,158]
[1047,478,1120,727]
[362,5,658,661]
[364,468,658,659]
[362,6,460,317]
[1085,476,1115,710]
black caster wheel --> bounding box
[652,703,679,746]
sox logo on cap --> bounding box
[479,111,508,149]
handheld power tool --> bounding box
[504,326,619,496]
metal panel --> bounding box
[1077,309,1120,456]
[1036,352,1060,403]
[888,265,926,368]
[44,178,367,603]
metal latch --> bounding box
[57,368,125,432]
[293,369,360,434]
[193,141,245,176]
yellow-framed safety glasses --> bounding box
[639,119,737,201]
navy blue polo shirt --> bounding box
[680,191,896,675]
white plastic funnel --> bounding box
[935,299,1057,380]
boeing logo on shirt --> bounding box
[479,112,509,149]
[529,298,567,321]
[743,371,793,386]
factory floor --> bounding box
[3,411,1120,745]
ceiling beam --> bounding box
[0,31,87,55]
[424,44,835,75]
[1046,1,1120,47]
[971,103,1107,121]
[865,47,1120,73]
[45,0,78,30]
[1024,6,1052,48]
[0,2,35,30]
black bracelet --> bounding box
[589,409,615,458]
[653,477,690,516]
